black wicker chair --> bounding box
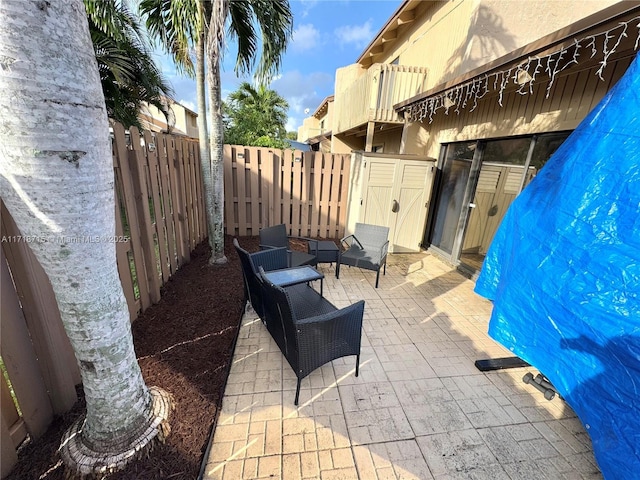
[258,266,365,405]
[336,223,390,288]
[233,238,289,319]
[259,224,318,267]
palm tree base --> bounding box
[209,254,228,265]
[59,386,174,478]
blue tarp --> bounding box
[475,53,640,479]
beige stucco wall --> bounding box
[297,101,334,142]
[379,0,619,88]
[141,102,198,138]
[297,116,320,142]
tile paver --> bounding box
[203,252,603,480]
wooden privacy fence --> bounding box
[111,124,206,317]
[1,125,206,476]
[1,136,350,475]
[224,146,351,239]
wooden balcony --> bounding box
[334,63,428,135]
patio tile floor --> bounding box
[203,252,602,480]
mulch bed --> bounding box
[6,234,262,480]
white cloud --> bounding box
[286,117,299,133]
[334,19,375,49]
[178,100,196,112]
[299,0,319,18]
[270,70,334,130]
[291,24,321,53]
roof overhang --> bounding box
[308,130,332,144]
[356,0,428,67]
[313,95,334,118]
[395,2,640,115]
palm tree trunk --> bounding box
[195,33,216,255]
[206,0,229,264]
[0,1,171,475]
[207,59,227,264]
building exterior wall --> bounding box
[300,0,626,158]
[140,102,199,138]
[412,55,632,159]
[379,0,617,89]
[297,116,321,142]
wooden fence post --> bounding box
[128,128,161,305]
[338,154,351,238]
[1,204,79,414]
[156,133,178,274]
[0,248,53,439]
[223,145,235,236]
[247,147,261,236]
[1,414,18,478]
[143,130,170,284]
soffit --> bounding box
[356,0,428,67]
[395,2,640,113]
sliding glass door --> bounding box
[429,141,476,256]
[427,132,570,274]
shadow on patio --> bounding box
[202,252,601,480]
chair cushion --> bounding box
[340,245,382,270]
[291,250,317,267]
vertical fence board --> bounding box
[291,152,303,235]
[190,143,201,245]
[1,204,79,413]
[181,141,195,251]
[262,150,275,228]
[156,134,178,274]
[248,147,261,236]
[113,125,151,310]
[128,128,161,305]
[143,131,170,284]
[177,140,191,262]
[0,249,53,440]
[329,154,343,238]
[272,151,282,226]
[338,154,351,238]
[176,140,190,252]
[236,148,248,236]
[301,152,312,236]
[223,145,235,235]
[310,152,323,237]
[1,414,18,477]
[188,142,201,246]
[319,153,333,237]
[281,151,293,234]
[167,137,189,265]
[114,189,139,320]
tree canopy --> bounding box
[224,82,290,149]
[85,0,173,129]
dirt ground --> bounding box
[6,235,262,480]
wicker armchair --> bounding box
[233,238,288,319]
[258,266,365,405]
[259,224,318,267]
[336,223,390,288]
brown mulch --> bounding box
[6,234,262,480]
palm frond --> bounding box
[227,0,292,84]
[87,0,173,128]
[140,0,203,77]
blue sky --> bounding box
[154,0,401,132]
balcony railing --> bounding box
[334,63,428,134]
